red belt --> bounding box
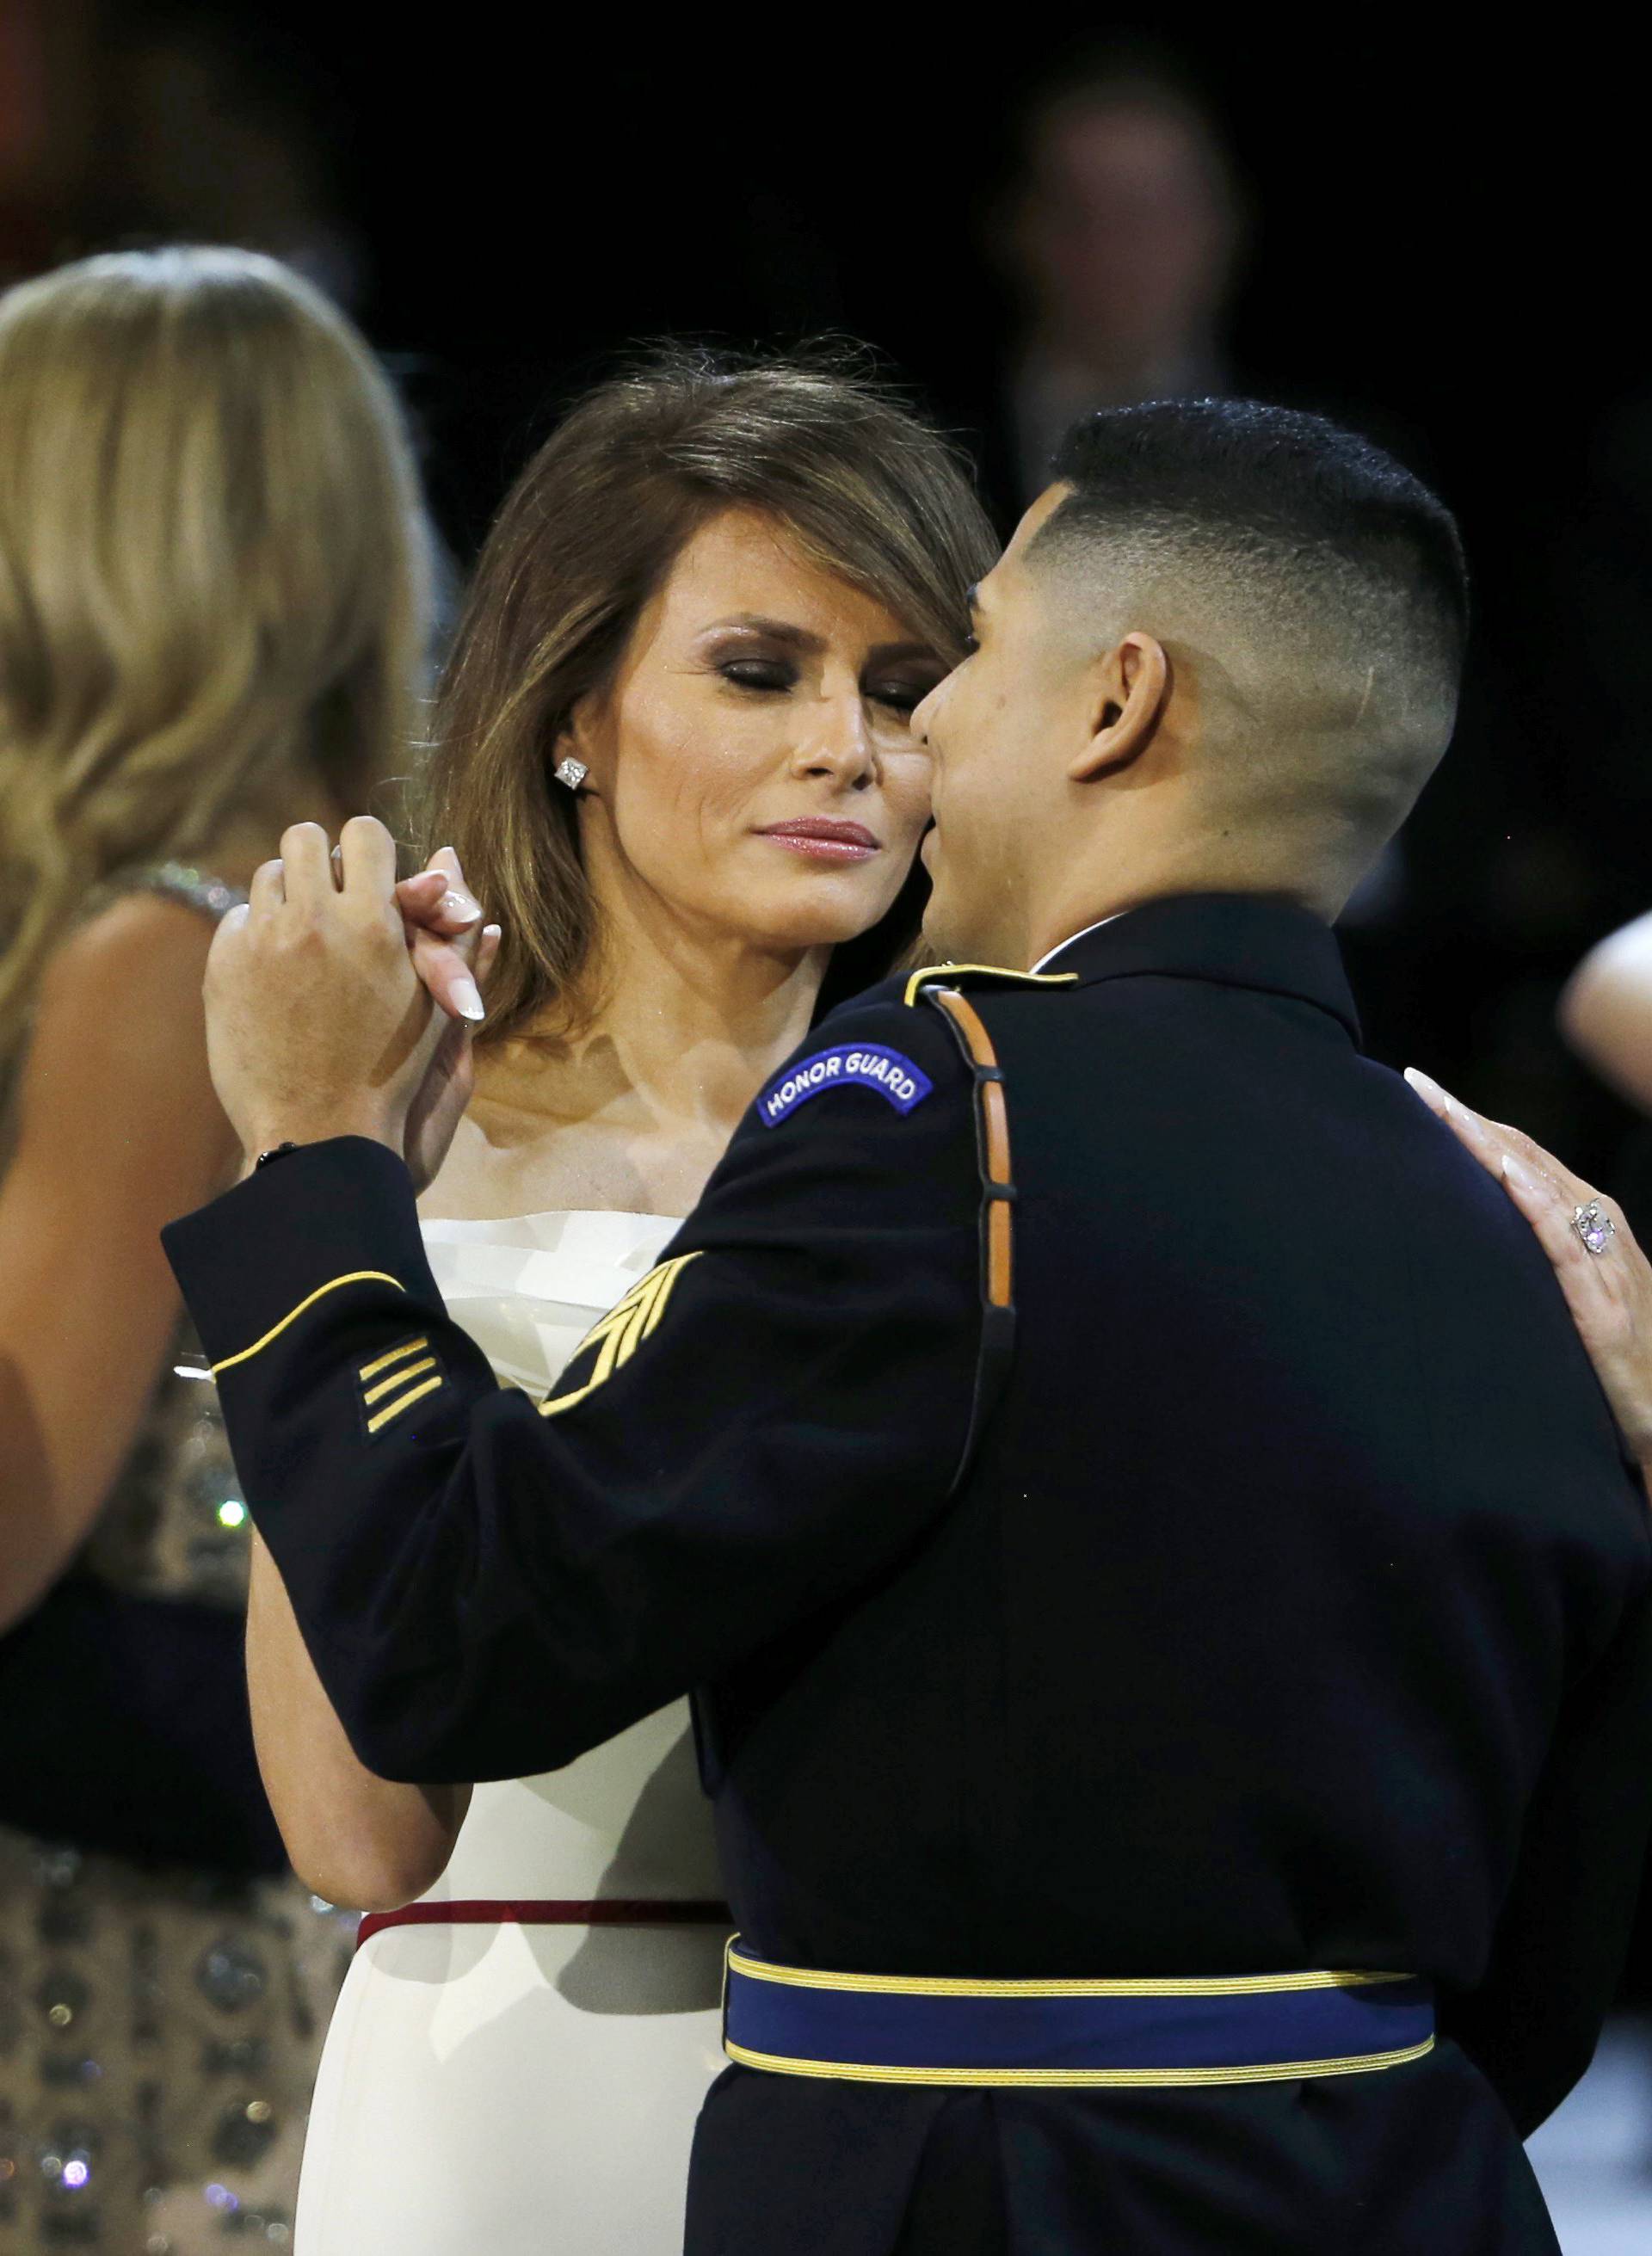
[355,1898,733,1949]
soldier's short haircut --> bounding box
[1032,400,1469,844]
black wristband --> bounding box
[254,1141,301,1170]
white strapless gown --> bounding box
[294,1211,727,2254]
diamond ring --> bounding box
[1573,1199,1617,1255]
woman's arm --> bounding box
[0,893,469,1902]
[0,895,237,1624]
[1559,911,1652,1113]
[248,1532,469,1907]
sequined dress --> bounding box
[293,1209,727,2256]
[0,866,352,2253]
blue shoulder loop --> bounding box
[903,962,1079,1008]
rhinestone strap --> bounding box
[121,860,247,924]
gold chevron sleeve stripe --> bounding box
[722,2036,1435,2088]
[615,1273,663,1365]
[641,1271,679,1339]
[360,1335,431,1384]
[539,1252,701,1417]
[361,1355,439,1407]
[560,1272,655,1368]
[364,1373,445,1434]
[210,1273,406,1376]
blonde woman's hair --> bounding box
[0,244,433,1053]
[424,344,999,1045]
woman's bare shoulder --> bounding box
[40,888,216,1023]
[17,892,231,1187]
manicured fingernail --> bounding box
[442,890,483,924]
[482,922,502,942]
[1502,1153,1536,1193]
[1403,1067,1445,1108]
[451,975,485,1021]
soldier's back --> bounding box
[700,895,1652,2255]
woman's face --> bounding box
[565,507,945,956]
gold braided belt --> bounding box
[721,1943,1435,2089]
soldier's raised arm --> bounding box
[163,982,1004,1785]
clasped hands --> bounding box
[203,816,501,1193]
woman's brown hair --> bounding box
[423,344,998,1044]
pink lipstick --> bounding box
[757,818,881,864]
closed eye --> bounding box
[868,681,932,717]
[720,661,795,693]
[722,661,933,718]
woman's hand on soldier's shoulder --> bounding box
[1406,1067,1652,1482]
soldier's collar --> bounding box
[1031,892,1362,1045]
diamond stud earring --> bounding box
[553,757,589,793]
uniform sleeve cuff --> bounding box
[162,1137,440,1370]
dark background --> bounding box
[9,9,1643,1150]
[5,3,1651,1988]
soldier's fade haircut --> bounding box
[1037,397,1468,724]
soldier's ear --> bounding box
[1068,632,1169,783]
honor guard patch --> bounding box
[757,1044,933,1129]
[358,1334,446,1439]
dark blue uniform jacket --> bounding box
[165,894,1652,2255]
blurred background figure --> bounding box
[100,17,363,308]
[1,7,357,308]
[986,51,1242,510]
[0,2,94,289]
[0,244,432,2251]
[1563,915,1652,1118]
[1556,912,1652,1336]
